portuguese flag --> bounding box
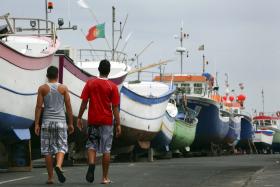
[86,23,105,41]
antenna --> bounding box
[175,22,188,74]
[114,14,128,54]
[261,88,265,113]
[136,41,154,80]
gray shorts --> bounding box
[86,125,113,153]
[41,121,68,155]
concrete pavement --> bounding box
[0,155,280,187]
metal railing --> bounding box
[0,13,57,44]
[77,48,128,64]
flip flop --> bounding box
[86,164,95,183]
[55,166,66,183]
[101,180,113,184]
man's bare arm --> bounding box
[64,86,73,126]
[112,105,120,126]
[112,105,121,137]
[34,87,44,135]
[78,100,87,119]
[77,100,88,130]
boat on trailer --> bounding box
[154,74,230,153]
[253,113,280,153]
[0,14,59,143]
[57,48,130,90]
[222,102,242,149]
[236,112,255,153]
[170,106,198,154]
[116,81,175,150]
[151,101,177,153]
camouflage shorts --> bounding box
[86,125,113,153]
[41,121,68,155]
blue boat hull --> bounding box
[224,116,241,146]
[240,115,254,141]
[0,112,32,142]
[151,131,172,151]
[272,143,280,152]
[187,97,230,150]
[151,112,174,151]
[235,115,254,151]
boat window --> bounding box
[253,121,258,126]
[194,83,203,94]
[181,83,191,94]
[273,120,277,125]
[260,120,264,126]
[264,120,271,126]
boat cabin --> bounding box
[153,74,209,97]
[253,114,280,129]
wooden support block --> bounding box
[148,148,154,162]
[8,140,32,172]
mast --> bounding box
[175,22,187,75]
[202,54,205,73]
[45,0,48,33]
[179,26,183,74]
[112,6,116,61]
[261,88,265,113]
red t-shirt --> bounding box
[80,77,120,126]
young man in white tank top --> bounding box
[34,66,74,184]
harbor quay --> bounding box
[0,155,280,187]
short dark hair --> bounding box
[98,59,111,76]
[46,66,58,79]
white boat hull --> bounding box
[118,82,174,146]
[0,37,58,132]
[253,130,274,145]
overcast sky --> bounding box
[1,0,280,114]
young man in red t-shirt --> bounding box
[77,59,121,184]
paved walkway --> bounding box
[0,155,280,187]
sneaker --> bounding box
[86,164,95,183]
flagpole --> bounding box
[77,0,111,50]
[80,29,99,60]
[88,8,112,51]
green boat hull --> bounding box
[273,131,280,144]
[272,130,280,152]
[170,119,197,151]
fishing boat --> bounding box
[57,48,130,90]
[154,73,230,153]
[153,24,230,153]
[0,14,60,142]
[117,81,175,149]
[253,113,280,153]
[170,106,198,153]
[188,97,229,152]
[52,6,131,120]
[236,112,255,153]
[222,102,242,148]
[50,54,128,120]
[151,101,177,152]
